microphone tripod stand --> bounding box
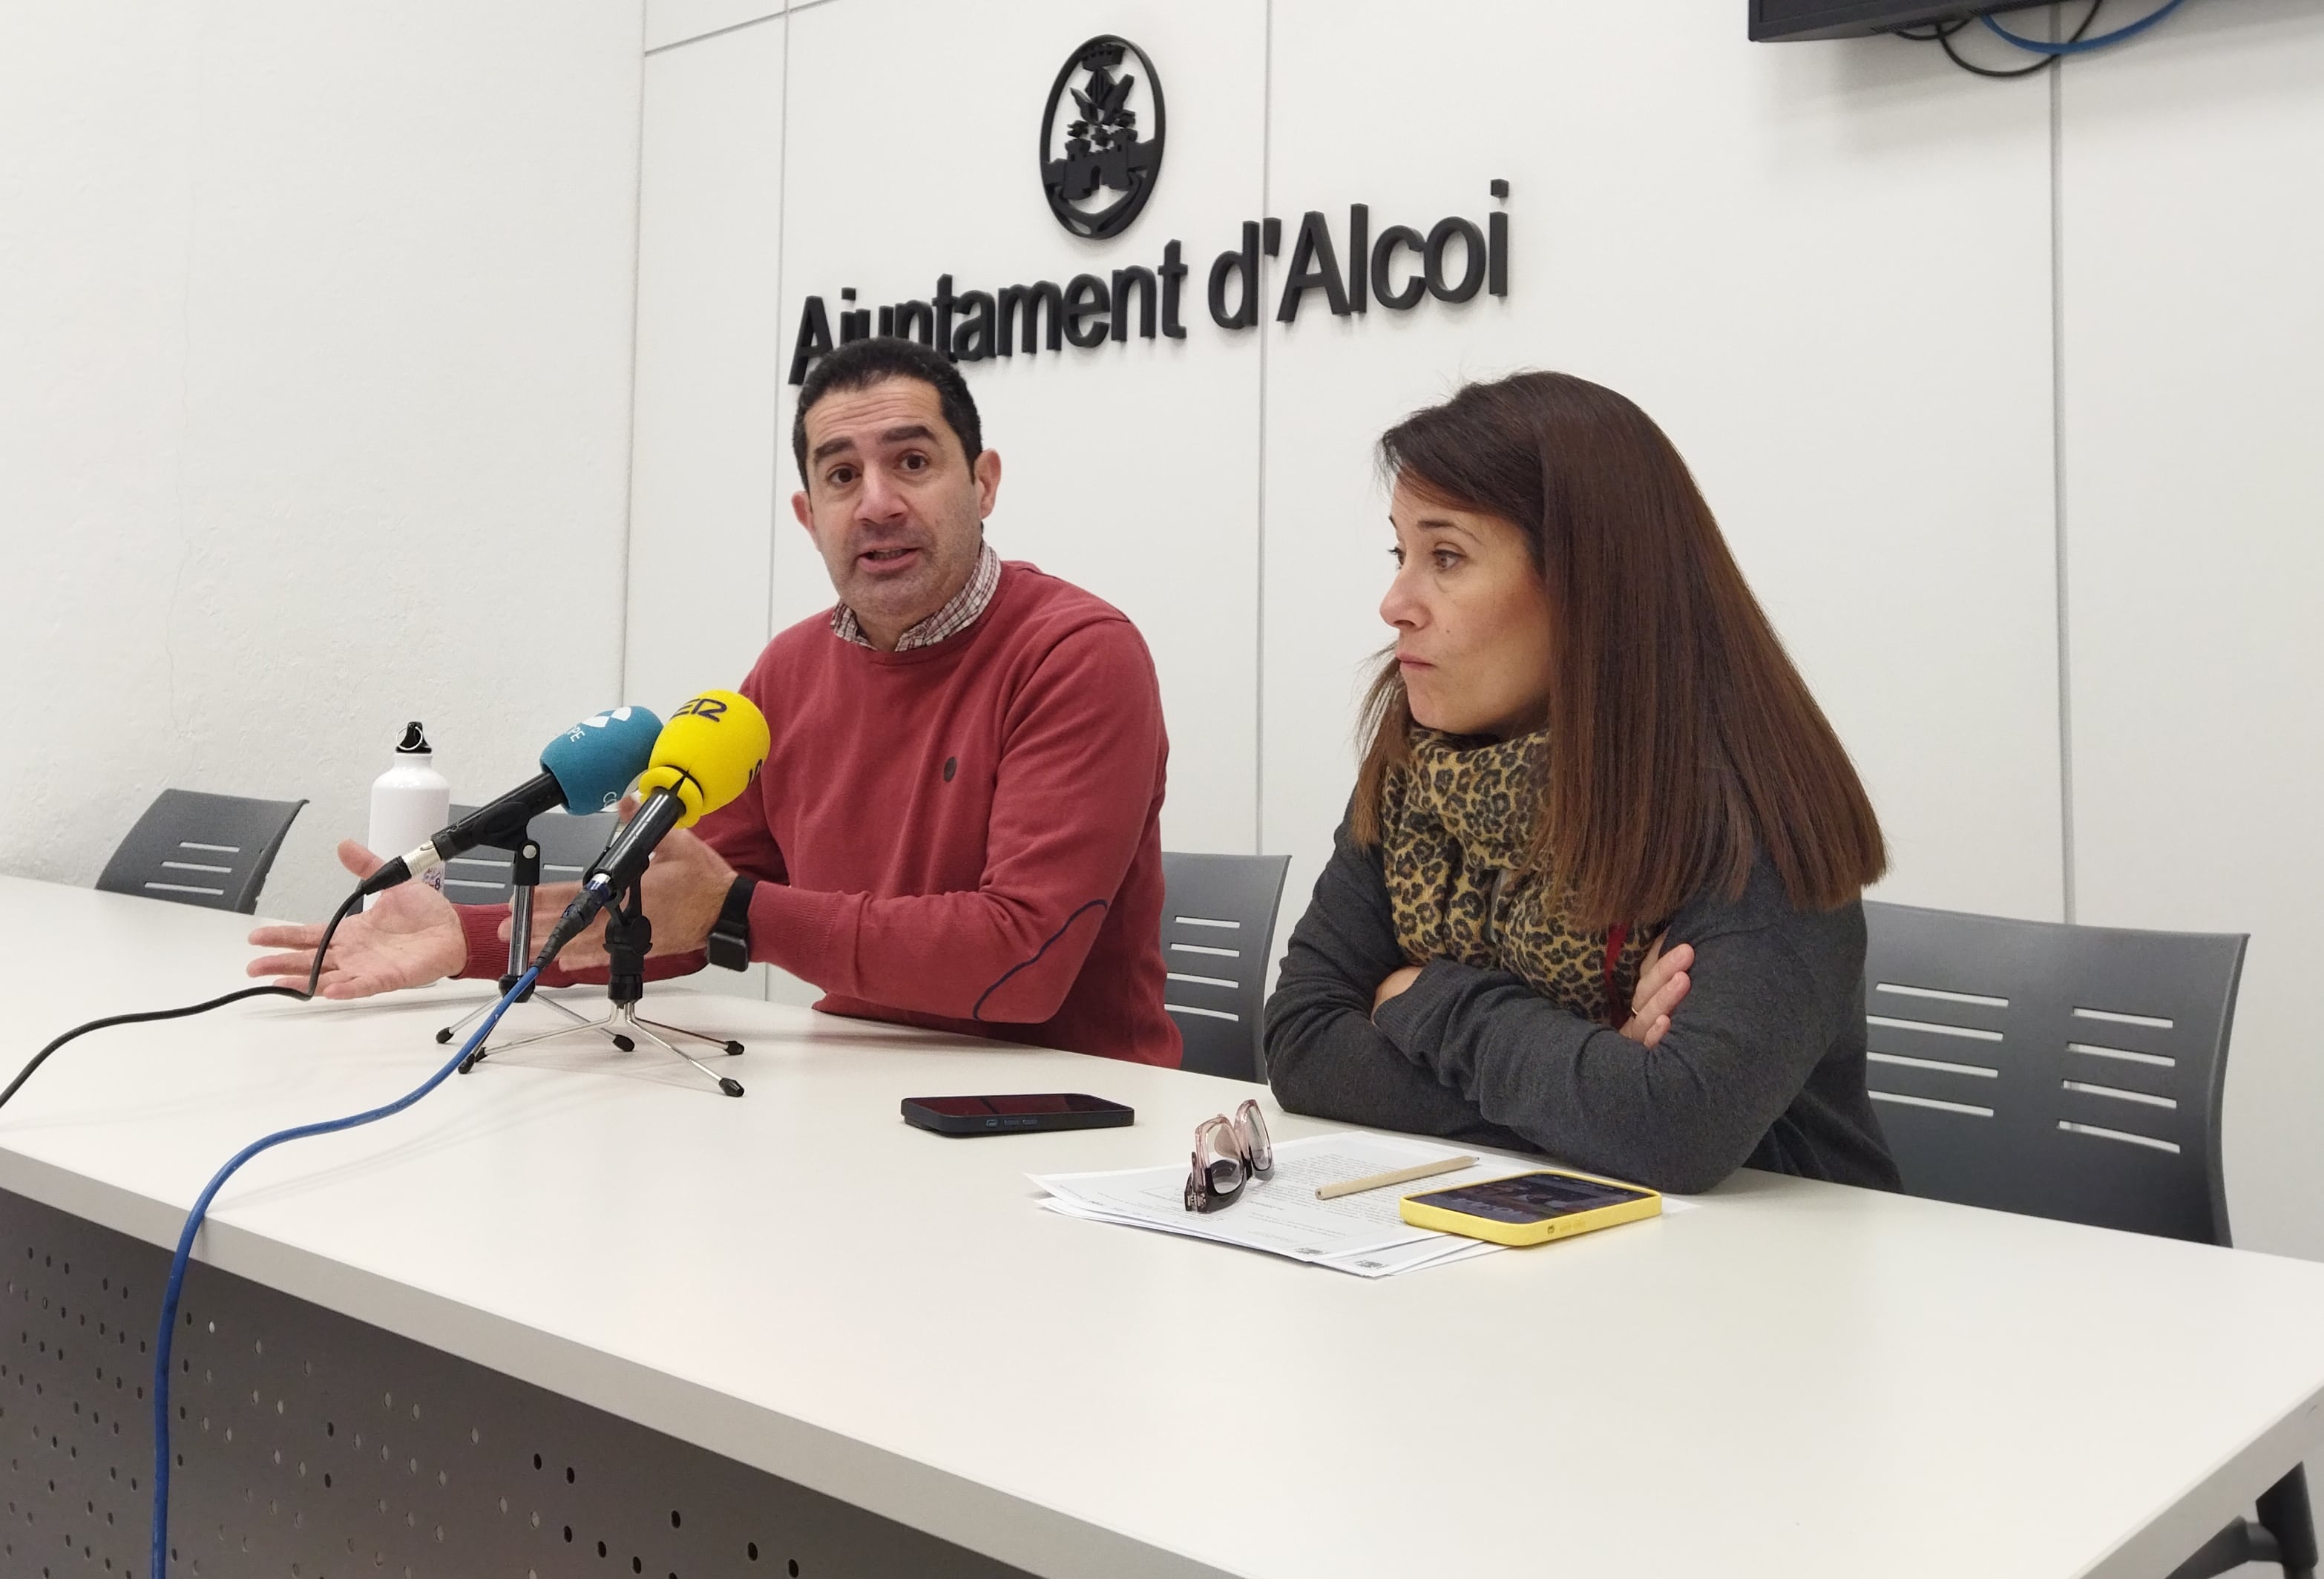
[435,828,603,1048]
[454,866,746,1097]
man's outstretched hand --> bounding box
[246,841,468,999]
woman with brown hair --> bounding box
[1262,371,1900,1195]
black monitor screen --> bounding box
[1750,0,2047,41]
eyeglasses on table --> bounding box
[1184,1098,1273,1212]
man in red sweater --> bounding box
[250,337,1180,1066]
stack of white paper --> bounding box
[1031,1132,1525,1278]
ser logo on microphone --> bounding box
[671,697,729,722]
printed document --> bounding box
[1033,1133,1523,1277]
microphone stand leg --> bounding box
[457,1007,636,1074]
[539,994,596,1027]
[452,836,614,1068]
[631,1014,745,1057]
[439,973,552,1047]
[456,876,742,1096]
[436,993,501,1047]
[458,986,604,1055]
[617,1007,744,1098]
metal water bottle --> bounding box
[365,723,451,907]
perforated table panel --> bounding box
[1,1189,1031,1579]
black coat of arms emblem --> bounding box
[1039,36,1165,241]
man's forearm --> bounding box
[746,882,1110,1022]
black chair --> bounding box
[436,804,620,907]
[1862,899,2315,1579]
[95,790,307,915]
[1159,853,1291,1081]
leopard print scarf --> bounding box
[1379,727,1652,1025]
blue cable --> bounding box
[148,965,540,1579]
[1983,0,2186,54]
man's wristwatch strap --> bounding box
[706,876,758,971]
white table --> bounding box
[1,873,2320,1579]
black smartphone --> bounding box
[899,1093,1135,1135]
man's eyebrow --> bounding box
[810,423,938,466]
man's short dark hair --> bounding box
[792,337,983,486]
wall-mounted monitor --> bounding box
[1750,0,2047,40]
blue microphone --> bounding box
[358,706,664,897]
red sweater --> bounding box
[459,562,1180,1066]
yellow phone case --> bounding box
[1397,1169,1663,1247]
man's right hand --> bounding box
[246,840,468,999]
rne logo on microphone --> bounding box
[672,697,729,722]
[571,706,635,737]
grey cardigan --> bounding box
[1261,815,1901,1195]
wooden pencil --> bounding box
[1316,1155,1479,1201]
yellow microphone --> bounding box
[529,689,769,970]
[633,689,771,827]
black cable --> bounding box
[0,887,364,1115]
[1,985,308,1114]
[1898,1,2106,77]
[301,887,367,997]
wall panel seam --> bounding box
[1254,0,1273,856]
[2050,27,2078,925]
[769,5,792,672]
[619,4,651,706]
[164,10,217,787]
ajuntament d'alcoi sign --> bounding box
[787,35,1509,386]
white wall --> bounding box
[775,0,1271,861]
[0,2,646,923]
[626,13,787,1002]
[631,0,2324,1278]
[1258,1,2061,940]
[2057,0,2324,1263]
[628,18,787,738]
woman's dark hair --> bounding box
[1353,371,1885,925]
[792,336,983,483]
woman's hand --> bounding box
[247,840,467,998]
[1621,936,1693,1048]
[1372,964,1423,1018]
[1373,941,1692,1042]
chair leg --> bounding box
[2167,1518,2261,1579]
[2259,1464,2317,1579]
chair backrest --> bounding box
[436,805,620,906]
[1861,899,2245,1247]
[96,789,308,915]
[1159,852,1292,1082]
